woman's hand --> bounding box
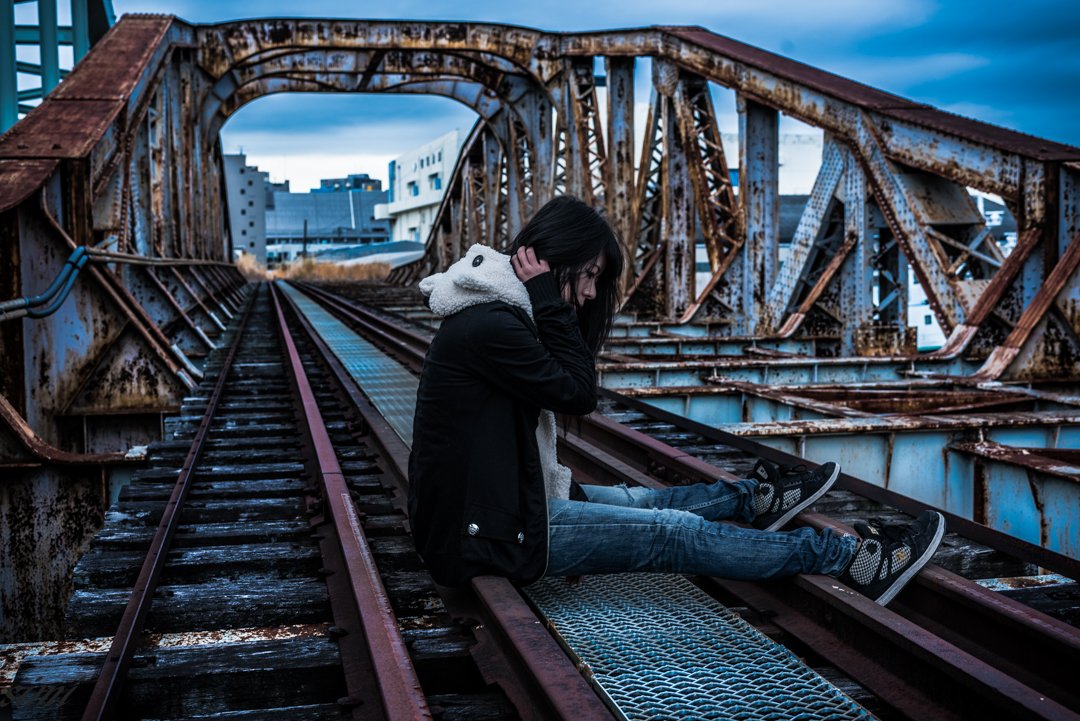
[511,246,550,282]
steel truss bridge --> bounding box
[0,14,1077,647]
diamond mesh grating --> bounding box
[278,282,417,446]
[526,573,875,721]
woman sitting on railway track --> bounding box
[408,195,945,606]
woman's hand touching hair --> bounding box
[511,246,551,283]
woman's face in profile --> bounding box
[561,254,606,307]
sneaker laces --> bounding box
[866,519,919,547]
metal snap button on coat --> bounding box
[516,532,525,543]
[472,255,484,267]
[467,523,479,536]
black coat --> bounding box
[408,273,597,587]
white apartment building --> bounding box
[223,154,269,265]
[376,129,467,244]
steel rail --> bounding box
[79,282,256,721]
[268,283,432,721]
[279,281,617,721]
[299,281,1080,719]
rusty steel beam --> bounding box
[604,57,635,249]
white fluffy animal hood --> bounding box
[418,244,573,500]
[418,244,533,320]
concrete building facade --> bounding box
[265,176,390,265]
[377,129,467,244]
[223,154,269,265]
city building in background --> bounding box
[223,154,269,265]
[376,128,467,244]
[265,174,390,265]
[313,174,383,193]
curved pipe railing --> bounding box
[0,246,90,321]
[0,245,238,324]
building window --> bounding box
[248,200,253,207]
[241,229,247,236]
[247,179,253,186]
[240,188,245,195]
[240,209,246,215]
[249,241,255,248]
[407,181,419,197]
[239,168,245,174]
[429,173,441,191]
[249,220,255,227]
[924,315,933,325]
[438,150,442,161]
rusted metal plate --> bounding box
[951,442,1080,482]
[667,28,1080,162]
[665,27,920,111]
[51,16,177,101]
[0,159,58,214]
[0,99,124,158]
[886,107,1080,162]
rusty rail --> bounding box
[279,281,616,720]
[269,283,432,720]
[80,279,255,721]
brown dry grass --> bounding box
[235,253,273,281]
[278,257,391,282]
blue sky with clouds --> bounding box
[107,0,1080,190]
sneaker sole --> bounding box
[762,462,840,532]
[874,511,946,605]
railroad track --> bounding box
[12,283,603,720]
[12,278,1078,720]
[294,279,1080,721]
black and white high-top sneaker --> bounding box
[838,511,946,605]
[750,459,840,531]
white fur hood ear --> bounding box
[418,244,533,320]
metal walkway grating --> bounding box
[286,282,874,720]
[526,573,874,720]
[278,282,417,446]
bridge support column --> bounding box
[839,147,875,355]
[738,96,778,334]
[605,57,635,250]
[656,62,693,320]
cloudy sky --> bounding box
[98,0,1079,191]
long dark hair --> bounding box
[509,196,624,355]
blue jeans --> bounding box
[545,479,856,580]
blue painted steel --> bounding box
[38,0,60,93]
[0,0,16,130]
[605,337,819,357]
[598,357,976,387]
[71,0,89,61]
[526,573,873,721]
[981,463,1079,559]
